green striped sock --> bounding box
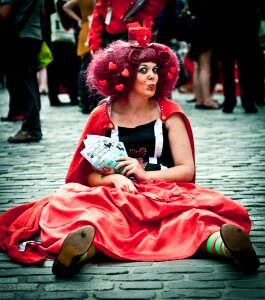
[202,231,231,258]
[77,245,97,264]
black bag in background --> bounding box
[175,8,194,43]
[155,0,194,44]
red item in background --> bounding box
[234,64,240,96]
[88,0,167,51]
[184,55,194,85]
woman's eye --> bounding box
[138,66,158,74]
[138,67,147,74]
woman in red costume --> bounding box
[0,18,260,277]
[88,0,167,52]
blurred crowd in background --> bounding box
[0,0,264,142]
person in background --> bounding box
[216,0,264,113]
[63,0,99,113]
[37,67,48,95]
[155,0,191,92]
[187,0,221,110]
[190,54,220,107]
[0,19,260,277]
[88,0,167,53]
[0,70,5,89]
[47,0,80,106]
[36,0,55,96]
[0,0,43,142]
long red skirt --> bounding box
[0,181,251,265]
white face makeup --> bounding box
[131,62,159,98]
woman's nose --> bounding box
[147,70,155,78]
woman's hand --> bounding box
[109,174,137,193]
[87,172,136,193]
[115,157,149,182]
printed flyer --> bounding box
[81,135,127,174]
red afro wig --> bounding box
[86,40,179,99]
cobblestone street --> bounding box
[0,87,264,300]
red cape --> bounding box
[0,99,251,265]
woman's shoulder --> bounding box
[88,98,115,130]
[157,98,185,121]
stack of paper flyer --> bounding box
[81,135,127,174]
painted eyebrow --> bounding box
[138,64,158,68]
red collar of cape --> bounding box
[65,98,196,184]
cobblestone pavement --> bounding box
[0,87,264,300]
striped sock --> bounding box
[201,231,231,258]
[77,245,97,264]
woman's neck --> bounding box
[111,96,159,128]
[117,95,153,112]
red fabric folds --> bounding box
[0,99,251,265]
[0,198,49,264]
[39,182,251,262]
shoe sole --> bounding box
[7,132,42,143]
[52,225,95,276]
[195,104,221,110]
[220,224,260,272]
[7,138,41,143]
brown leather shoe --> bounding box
[7,130,42,143]
[52,225,95,277]
[220,224,260,272]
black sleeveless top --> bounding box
[106,119,174,171]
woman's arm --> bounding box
[88,0,105,51]
[133,0,167,22]
[63,0,82,27]
[162,113,195,181]
[116,113,195,183]
[87,172,137,193]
